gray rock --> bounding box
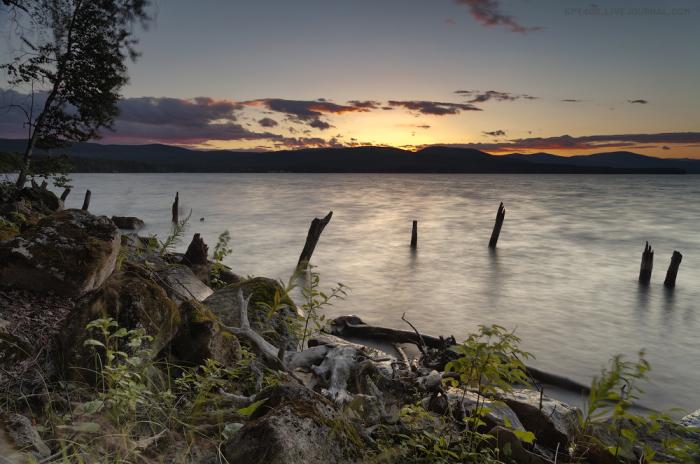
[425,388,525,432]
[0,413,51,461]
[681,409,700,428]
[156,264,214,305]
[111,215,144,230]
[0,209,120,296]
[497,388,580,449]
[222,383,361,464]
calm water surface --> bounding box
[55,173,700,412]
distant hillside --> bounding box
[0,139,693,174]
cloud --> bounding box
[388,100,481,115]
[424,132,700,153]
[628,99,648,104]
[561,99,583,103]
[483,130,506,137]
[258,117,278,128]
[118,96,242,127]
[455,89,538,103]
[662,146,670,150]
[244,98,374,130]
[454,0,540,33]
[346,100,382,110]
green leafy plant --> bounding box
[210,230,233,288]
[299,265,348,350]
[158,209,192,256]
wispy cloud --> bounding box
[483,129,506,137]
[628,99,649,104]
[427,132,700,152]
[388,100,481,115]
[453,0,540,33]
[243,98,374,130]
[258,117,278,128]
[455,89,538,103]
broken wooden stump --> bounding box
[171,192,179,224]
[81,189,91,211]
[297,211,332,270]
[60,188,71,202]
[183,233,209,266]
[39,180,48,189]
[410,220,418,249]
[639,241,654,285]
[664,250,683,289]
[488,202,506,249]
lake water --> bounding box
[52,173,700,413]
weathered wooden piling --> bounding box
[639,241,654,285]
[60,188,71,201]
[664,251,683,289]
[488,202,506,249]
[297,211,333,270]
[39,180,47,189]
[183,233,209,266]
[410,220,418,249]
[81,189,91,211]
[171,192,179,224]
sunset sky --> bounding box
[1,0,699,156]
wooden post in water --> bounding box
[410,220,418,249]
[297,211,333,270]
[60,188,71,201]
[664,251,683,289]
[639,241,654,285]
[81,190,91,211]
[171,192,179,224]
[488,202,506,249]
[39,180,47,189]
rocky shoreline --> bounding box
[0,183,698,463]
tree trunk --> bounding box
[60,188,71,201]
[664,251,683,289]
[638,241,653,285]
[183,233,209,266]
[488,202,506,249]
[297,211,332,269]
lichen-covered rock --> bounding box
[169,300,241,367]
[222,383,362,464]
[0,413,51,461]
[59,268,180,382]
[488,426,550,464]
[497,388,580,450]
[155,264,214,305]
[0,209,120,296]
[681,409,700,428]
[204,277,300,350]
[111,215,144,230]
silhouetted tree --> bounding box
[2,0,151,187]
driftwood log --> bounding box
[411,220,418,249]
[664,250,683,289]
[297,211,332,269]
[171,192,179,224]
[81,190,91,211]
[488,202,506,249]
[639,241,654,285]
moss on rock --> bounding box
[58,267,180,382]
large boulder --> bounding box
[222,383,362,464]
[497,388,580,450]
[0,209,120,296]
[203,277,300,350]
[169,300,241,367]
[681,409,700,429]
[58,268,180,382]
